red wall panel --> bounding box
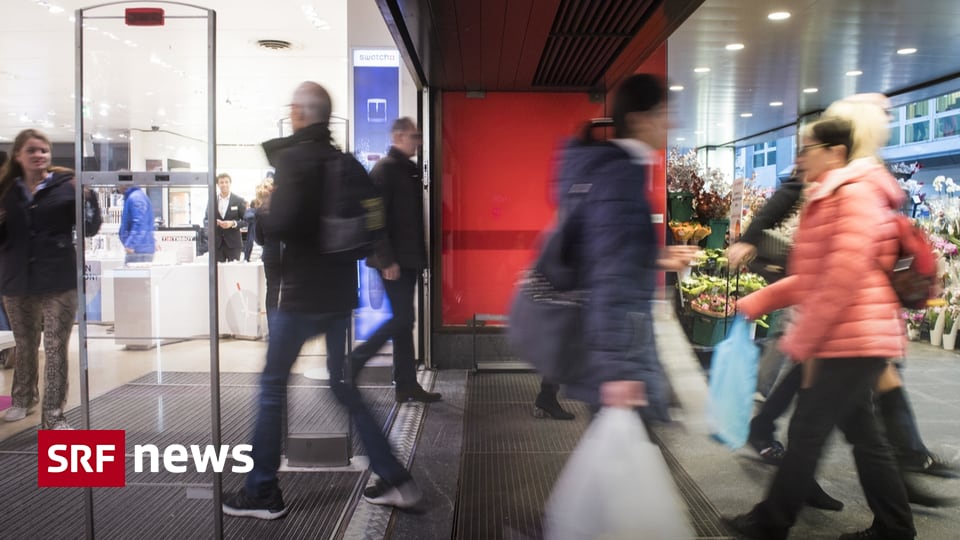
[440,92,601,325]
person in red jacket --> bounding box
[724,113,915,539]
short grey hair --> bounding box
[292,81,332,124]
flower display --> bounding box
[666,148,705,194]
[933,175,958,197]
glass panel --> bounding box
[76,4,224,537]
[905,121,930,143]
[753,143,765,152]
[935,115,960,138]
[887,125,901,146]
[905,100,929,120]
[753,152,765,168]
[936,91,960,113]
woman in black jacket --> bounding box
[0,129,101,429]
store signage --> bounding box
[729,177,746,242]
[38,430,252,487]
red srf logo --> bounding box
[38,430,125,487]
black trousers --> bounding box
[351,267,419,390]
[749,363,802,443]
[754,358,914,539]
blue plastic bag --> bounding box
[706,315,760,449]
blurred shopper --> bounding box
[551,74,697,418]
[533,380,574,420]
[252,178,281,314]
[0,129,101,428]
[725,110,915,539]
[348,117,440,404]
[211,173,246,262]
[223,82,421,521]
[118,183,156,264]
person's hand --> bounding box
[726,242,757,269]
[125,248,134,254]
[381,263,401,281]
[600,380,647,408]
[657,245,699,271]
[216,219,232,229]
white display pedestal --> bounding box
[112,265,209,349]
[216,262,266,340]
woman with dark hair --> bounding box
[0,129,101,429]
[725,114,915,539]
[546,73,697,417]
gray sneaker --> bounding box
[3,406,28,422]
[362,478,422,509]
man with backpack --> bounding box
[222,82,421,520]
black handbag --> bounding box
[508,184,590,384]
[318,153,384,259]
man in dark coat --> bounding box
[349,117,440,403]
[211,173,246,262]
[222,82,421,521]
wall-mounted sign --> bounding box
[125,8,165,27]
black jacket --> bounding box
[212,192,247,250]
[261,123,359,314]
[368,146,426,270]
[740,176,803,247]
[0,170,101,296]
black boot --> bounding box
[903,475,960,507]
[533,382,574,420]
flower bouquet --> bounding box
[903,310,924,341]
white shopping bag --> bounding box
[544,408,692,540]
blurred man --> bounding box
[222,82,421,521]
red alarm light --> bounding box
[125,8,165,27]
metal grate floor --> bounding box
[454,372,729,539]
[0,371,396,539]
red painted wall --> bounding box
[438,43,667,327]
[440,92,601,325]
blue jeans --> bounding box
[245,309,410,498]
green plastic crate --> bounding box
[691,313,733,346]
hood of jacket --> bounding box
[555,139,631,199]
[807,158,904,210]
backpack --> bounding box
[318,152,385,260]
[889,213,938,309]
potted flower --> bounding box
[943,306,959,350]
[695,168,733,249]
[666,148,704,222]
[927,306,945,346]
[903,310,924,341]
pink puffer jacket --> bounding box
[738,158,906,361]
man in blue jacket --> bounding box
[118,184,155,264]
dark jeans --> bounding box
[245,309,410,498]
[754,358,914,539]
[350,268,418,390]
[125,252,154,264]
[749,363,802,443]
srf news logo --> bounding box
[38,430,252,488]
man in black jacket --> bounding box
[349,117,441,403]
[211,173,246,262]
[223,82,421,521]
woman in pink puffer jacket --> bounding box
[724,115,915,540]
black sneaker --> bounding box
[396,386,442,403]
[222,490,288,520]
[722,512,787,540]
[749,438,786,466]
[362,478,422,509]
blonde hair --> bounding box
[252,178,273,208]
[822,93,891,162]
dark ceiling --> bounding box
[378,0,704,92]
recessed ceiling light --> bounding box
[669,85,684,91]
[897,48,917,55]
[694,67,711,73]
[803,87,818,93]
[770,101,783,107]
[846,70,863,76]
[740,113,753,118]
[694,130,704,135]
[768,12,791,20]
[725,43,745,51]
[716,122,726,127]
[676,137,686,142]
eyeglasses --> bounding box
[797,142,830,156]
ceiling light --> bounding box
[768,12,791,20]
[803,87,818,93]
[897,48,917,55]
[740,113,753,118]
[770,101,783,107]
[846,70,863,76]
[716,122,726,127]
[725,43,745,51]
[694,130,704,135]
[676,137,686,142]
[47,5,65,14]
[694,67,711,73]
[669,85,684,91]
